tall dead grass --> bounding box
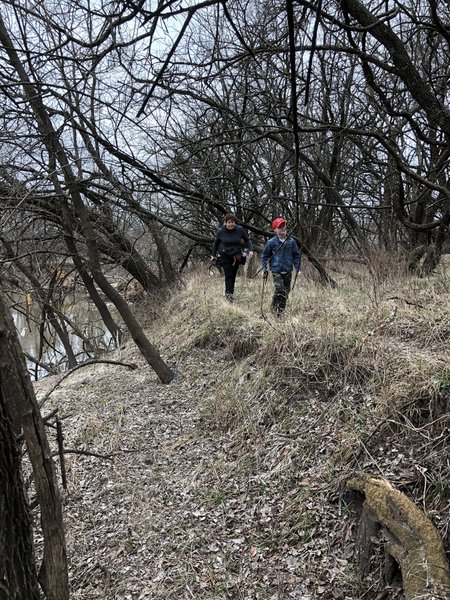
[158,260,449,508]
[145,258,450,596]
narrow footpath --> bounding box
[35,347,328,600]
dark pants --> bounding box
[220,254,240,295]
[272,272,292,314]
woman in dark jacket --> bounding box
[211,213,253,302]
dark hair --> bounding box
[224,213,237,223]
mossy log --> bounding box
[347,475,450,600]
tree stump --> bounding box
[347,475,450,600]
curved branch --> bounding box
[38,358,138,408]
[348,475,450,600]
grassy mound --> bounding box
[157,260,450,594]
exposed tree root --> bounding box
[347,475,450,600]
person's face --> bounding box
[226,219,236,230]
[275,223,286,237]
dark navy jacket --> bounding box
[261,236,301,273]
[212,225,253,257]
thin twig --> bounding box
[39,359,138,408]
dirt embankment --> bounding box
[34,270,450,599]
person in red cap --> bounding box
[261,218,301,316]
[211,213,254,302]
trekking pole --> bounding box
[260,271,269,319]
[292,270,299,291]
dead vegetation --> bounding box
[34,258,449,599]
[347,475,450,600]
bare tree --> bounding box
[0,290,69,599]
[0,10,176,383]
[1,0,449,317]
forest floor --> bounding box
[33,261,450,600]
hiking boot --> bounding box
[225,293,234,303]
[270,302,284,318]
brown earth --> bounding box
[33,270,450,600]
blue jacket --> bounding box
[261,236,301,273]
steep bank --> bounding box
[34,262,450,599]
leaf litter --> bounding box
[32,272,450,600]
[35,344,342,599]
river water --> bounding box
[12,295,116,379]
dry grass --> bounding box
[161,261,450,582]
[35,257,449,599]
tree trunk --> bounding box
[66,193,175,382]
[0,291,69,600]
[420,209,450,275]
[347,475,450,600]
[381,155,399,251]
[91,208,162,291]
[149,219,179,284]
[0,380,40,600]
[56,177,123,345]
[0,236,78,369]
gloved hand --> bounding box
[263,270,269,281]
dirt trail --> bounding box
[35,350,318,600]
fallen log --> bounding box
[347,475,450,600]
